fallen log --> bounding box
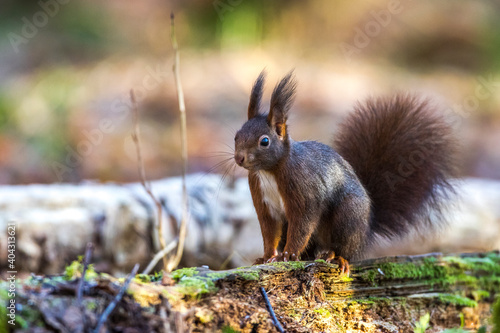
[4,251,500,332]
[1,177,500,275]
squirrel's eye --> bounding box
[260,136,270,147]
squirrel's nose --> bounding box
[235,154,245,166]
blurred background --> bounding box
[1,0,500,275]
[1,0,500,185]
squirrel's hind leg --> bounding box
[315,194,370,275]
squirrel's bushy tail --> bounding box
[334,94,458,238]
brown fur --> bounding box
[334,94,458,238]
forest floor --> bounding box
[2,252,500,332]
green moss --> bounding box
[444,325,487,333]
[85,300,98,310]
[359,252,500,293]
[442,329,469,333]
[356,296,393,307]
[414,313,430,333]
[376,257,446,281]
[438,294,477,308]
[175,276,217,298]
[166,266,220,298]
[361,269,378,285]
[479,276,500,291]
[11,303,44,329]
[142,271,163,283]
[355,298,375,305]
[313,308,331,317]
[206,272,228,279]
[64,260,82,280]
[0,285,9,302]
[15,315,28,329]
[472,290,490,301]
[195,309,214,324]
[162,289,182,303]
[466,255,500,272]
[443,257,470,269]
[444,255,500,274]
[269,261,305,270]
[171,267,198,281]
[446,274,479,288]
[360,260,439,286]
[221,325,240,333]
[205,270,259,281]
[492,296,500,333]
[315,259,327,263]
[1,281,46,329]
[0,297,8,332]
[64,258,98,281]
[340,274,354,282]
[134,274,152,283]
[235,271,260,281]
[236,266,251,270]
[170,266,259,298]
[288,308,301,318]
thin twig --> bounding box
[167,12,189,272]
[94,263,140,333]
[142,238,179,275]
[77,242,93,303]
[260,287,285,333]
[77,242,93,331]
[130,90,169,271]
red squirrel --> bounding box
[234,71,457,273]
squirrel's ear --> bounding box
[268,71,296,139]
[248,70,266,120]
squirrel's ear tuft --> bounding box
[268,70,296,138]
[248,70,266,120]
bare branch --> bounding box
[77,242,93,303]
[260,287,285,333]
[77,242,93,331]
[142,238,179,275]
[167,12,189,272]
[130,90,168,271]
[94,263,140,333]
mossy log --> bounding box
[4,252,500,332]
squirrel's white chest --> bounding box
[257,171,286,220]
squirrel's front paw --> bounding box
[267,251,300,263]
[282,251,300,262]
[265,254,281,263]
